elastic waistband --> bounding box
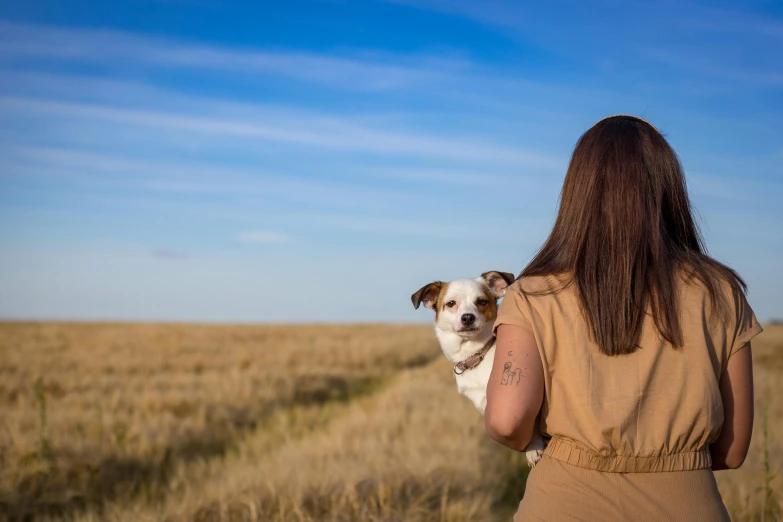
[544,436,713,473]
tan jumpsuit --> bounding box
[493,274,763,521]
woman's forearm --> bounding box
[711,345,754,471]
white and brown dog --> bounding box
[411,271,546,467]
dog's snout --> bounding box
[461,313,476,326]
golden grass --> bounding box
[0,323,440,520]
[0,322,780,521]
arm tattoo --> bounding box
[500,361,524,386]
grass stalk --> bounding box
[34,376,52,462]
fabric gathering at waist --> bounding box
[544,436,713,473]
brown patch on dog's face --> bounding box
[436,284,459,321]
[476,286,499,324]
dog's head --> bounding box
[411,271,516,338]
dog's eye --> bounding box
[476,299,489,306]
[446,301,456,308]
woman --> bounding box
[485,115,762,521]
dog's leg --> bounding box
[524,413,546,467]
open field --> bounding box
[0,322,780,521]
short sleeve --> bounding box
[493,283,534,336]
[730,289,763,357]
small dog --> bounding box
[412,271,546,467]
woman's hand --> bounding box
[484,323,545,451]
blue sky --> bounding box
[0,0,781,323]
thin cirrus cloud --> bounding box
[151,248,189,259]
[2,146,442,217]
[236,231,288,244]
[384,0,783,42]
[640,47,783,87]
[383,0,525,30]
[674,4,783,39]
[385,1,783,88]
[0,95,564,168]
[0,21,619,119]
[0,20,469,91]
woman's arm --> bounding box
[711,343,754,470]
[484,323,544,451]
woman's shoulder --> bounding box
[510,273,571,295]
[677,266,761,354]
[677,267,747,312]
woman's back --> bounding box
[493,273,761,521]
[495,272,761,472]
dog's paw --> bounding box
[525,448,544,468]
[524,432,547,468]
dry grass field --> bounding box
[0,322,780,522]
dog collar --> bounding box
[453,336,495,375]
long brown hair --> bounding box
[521,115,745,356]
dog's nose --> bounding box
[461,313,476,326]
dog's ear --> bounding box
[411,281,443,310]
[481,271,516,298]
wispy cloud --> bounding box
[384,0,527,30]
[1,147,434,213]
[0,22,615,122]
[0,96,563,167]
[290,212,549,243]
[676,3,783,39]
[688,171,783,207]
[387,0,783,41]
[384,0,783,88]
[642,47,783,87]
[236,231,288,244]
[151,248,188,259]
[0,21,469,91]
[362,166,515,188]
